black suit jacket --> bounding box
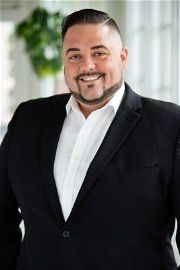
[0,83,180,270]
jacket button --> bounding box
[63,231,70,238]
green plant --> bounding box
[16,7,64,78]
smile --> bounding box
[79,75,102,82]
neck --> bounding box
[78,98,110,118]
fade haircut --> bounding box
[61,9,121,42]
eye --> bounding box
[94,51,106,57]
[69,54,81,60]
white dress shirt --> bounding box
[54,83,125,221]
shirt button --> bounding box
[63,231,70,238]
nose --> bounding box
[79,56,96,72]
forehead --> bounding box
[63,23,120,50]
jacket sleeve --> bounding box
[0,105,23,269]
[170,130,180,269]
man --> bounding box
[0,8,180,270]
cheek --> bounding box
[113,61,123,76]
[64,65,80,90]
[105,63,122,82]
[102,57,121,73]
[64,64,76,80]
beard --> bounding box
[70,81,123,105]
[65,71,123,106]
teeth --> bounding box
[80,75,101,81]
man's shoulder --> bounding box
[20,93,71,109]
[140,95,180,124]
[125,83,180,121]
[11,93,71,124]
[141,95,180,114]
[16,93,70,113]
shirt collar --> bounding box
[66,82,125,115]
[106,82,125,114]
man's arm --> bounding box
[170,130,180,269]
[0,107,23,269]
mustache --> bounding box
[75,72,105,80]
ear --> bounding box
[120,47,128,69]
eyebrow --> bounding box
[66,45,108,55]
[90,45,108,50]
[66,48,80,55]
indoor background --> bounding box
[0,0,179,264]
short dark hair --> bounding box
[61,9,121,42]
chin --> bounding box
[83,93,102,100]
[82,88,104,98]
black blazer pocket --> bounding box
[118,166,161,202]
[119,165,159,181]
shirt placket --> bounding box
[61,111,99,221]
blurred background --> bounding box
[0,0,180,138]
[0,0,180,264]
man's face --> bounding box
[62,23,128,106]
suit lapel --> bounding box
[40,85,142,225]
[69,84,142,221]
[40,94,70,225]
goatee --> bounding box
[69,80,123,105]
